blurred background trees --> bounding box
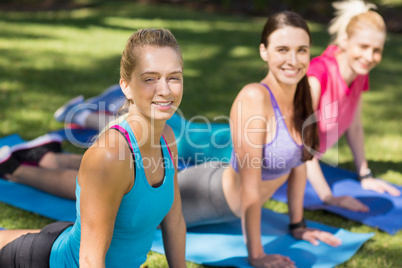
[1,0,401,32]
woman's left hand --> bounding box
[361,178,401,196]
[291,227,342,247]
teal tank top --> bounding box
[49,120,175,267]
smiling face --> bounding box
[260,26,310,88]
[341,28,385,76]
[121,45,183,121]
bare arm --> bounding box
[308,76,321,112]
[306,158,369,211]
[79,131,132,268]
[345,98,367,174]
[346,99,400,196]
[306,76,335,202]
[231,84,294,267]
[307,76,370,212]
[232,85,266,260]
[160,126,186,268]
[288,164,341,247]
[306,158,334,203]
[287,164,306,225]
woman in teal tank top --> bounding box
[0,28,186,268]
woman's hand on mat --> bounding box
[325,195,369,212]
[292,227,342,247]
[249,253,295,268]
[361,178,401,196]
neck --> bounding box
[335,51,358,86]
[126,108,166,150]
[262,72,297,109]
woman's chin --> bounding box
[152,111,175,121]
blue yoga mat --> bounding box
[51,128,98,148]
[152,208,374,268]
[0,179,76,222]
[0,134,76,222]
[272,165,402,235]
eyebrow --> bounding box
[275,45,309,48]
[140,71,183,76]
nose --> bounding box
[288,51,297,65]
[157,79,171,96]
[364,49,374,63]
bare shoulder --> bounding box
[238,83,270,101]
[84,129,131,165]
[307,76,322,111]
[231,82,273,117]
[308,76,322,95]
[79,129,133,188]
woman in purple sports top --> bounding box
[177,11,341,268]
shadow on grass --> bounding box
[303,209,369,231]
[0,1,331,126]
[0,1,399,139]
[346,240,402,267]
[338,160,402,178]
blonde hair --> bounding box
[95,28,182,141]
[329,0,386,45]
[120,28,182,82]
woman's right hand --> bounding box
[324,195,369,212]
[249,253,296,268]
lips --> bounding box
[352,60,374,75]
[152,101,173,111]
[281,68,301,77]
[152,101,172,106]
[358,61,371,70]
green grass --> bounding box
[0,1,401,267]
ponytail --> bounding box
[329,0,384,45]
[294,76,319,161]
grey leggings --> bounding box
[178,161,238,227]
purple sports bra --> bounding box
[230,83,304,180]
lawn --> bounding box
[0,1,401,267]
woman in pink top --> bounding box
[306,0,400,212]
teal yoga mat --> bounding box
[0,134,76,222]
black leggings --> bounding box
[0,221,73,268]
